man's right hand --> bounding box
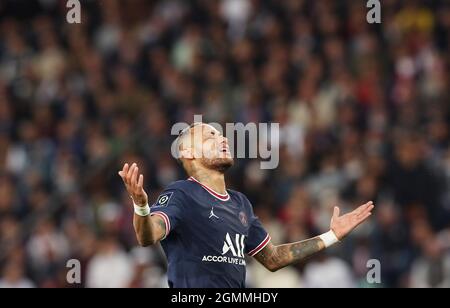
[118,163,148,206]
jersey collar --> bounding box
[188,176,230,201]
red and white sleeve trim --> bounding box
[247,234,271,256]
[151,211,171,239]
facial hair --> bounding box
[200,157,234,173]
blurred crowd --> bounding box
[0,0,449,288]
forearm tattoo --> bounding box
[254,237,325,272]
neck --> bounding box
[189,165,227,195]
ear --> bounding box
[179,147,194,160]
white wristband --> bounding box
[134,203,151,217]
[319,230,340,248]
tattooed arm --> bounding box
[133,214,166,246]
[254,238,325,272]
[254,201,374,272]
[119,163,166,246]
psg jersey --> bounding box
[150,177,270,288]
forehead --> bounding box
[190,123,219,136]
[178,123,220,148]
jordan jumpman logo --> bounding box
[209,207,219,219]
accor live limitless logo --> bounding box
[202,233,246,266]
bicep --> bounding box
[150,190,184,238]
[150,214,168,242]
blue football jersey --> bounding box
[150,176,270,288]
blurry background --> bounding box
[0,0,449,288]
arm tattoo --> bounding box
[133,214,166,246]
[156,218,166,238]
[254,237,325,272]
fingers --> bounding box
[359,202,374,216]
[118,163,147,206]
[138,174,144,189]
[366,203,375,213]
[131,165,138,186]
[355,202,374,222]
[118,163,129,178]
[354,201,374,215]
[118,163,143,188]
[126,163,136,182]
[333,206,340,218]
[356,201,372,213]
[356,212,372,226]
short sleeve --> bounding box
[245,217,271,256]
[241,194,271,256]
[150,190,184,240]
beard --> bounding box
[200,157,234,173]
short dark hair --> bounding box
[175,122,203,165]
[177,122,202,139]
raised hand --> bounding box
[330,201,374,240]
[118,163,148,207]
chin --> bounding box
[202,157,234,173]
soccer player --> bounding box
[118,123,374,288]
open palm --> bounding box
[330,201,374,240]
[118,163,148,207]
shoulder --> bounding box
[227,189,244,198]
[153,179,195,206]
[164,179,196,192]
[228,189,252,206]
